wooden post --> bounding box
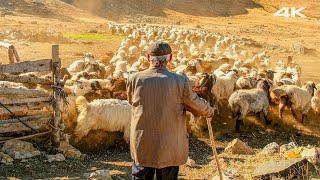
[12,46,20,62]
[51,44,62,148]
[8,46,14,64]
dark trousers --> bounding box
[132,163,179,180]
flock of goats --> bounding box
[3,23,320,145]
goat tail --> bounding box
[76,96,88,112]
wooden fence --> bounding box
[0,41,20,64]
[0,45,62,147]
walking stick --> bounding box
[207,117,223,180]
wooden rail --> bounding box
[0,59,52,73]
[0,73,52,85]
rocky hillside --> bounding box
[0,0,103,22]
[63,0,262,19]
[1,0,319,22]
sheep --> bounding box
[236,76,257,89]
[83,61,106,79]
[67,59,85,75]
[128,46,138,56]
[62,95,78,132]
[228,79,272,132]
[191,73,217,131]
[213,64,232,77]
[270,83,315,123]
[302,81,316,96]
[108,77,127,100]
[74,96,131,143]
[211,70,239,107]
[311,88,320,114]
[193,73,217,108]
[257,69,275,81]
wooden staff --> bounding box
[207,117,223,180]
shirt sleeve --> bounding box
[182,76,214,117]
[126,75,133,105]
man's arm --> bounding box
[182,77,214,117]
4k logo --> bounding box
[274,7,306,18]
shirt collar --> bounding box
[149,65,168,70]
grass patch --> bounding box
[64,33,125,41]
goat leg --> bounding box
[235,114,243,133]
[279,102,286,119]
[301,113,307,124]
[290,108,299,121]
[260,111,271,125]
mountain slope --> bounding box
[0,0,104,22]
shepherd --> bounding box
[127,41,215,180]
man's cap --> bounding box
[148,41,172,56]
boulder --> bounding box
[280,142,297,155]
[301,148,319,164]
[260,142,280,155]
[224,138,254,155]
[186,157,197,168]
[59,144,82,160]
[0,152,14,165]
[83,169,112,180]
[2,139,40,160]
[282,147,304,159]
[59,135,82,159]
[46,153,66,163]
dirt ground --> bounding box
[0,0,320,179]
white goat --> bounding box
[229,79,272,132]
[74,96,131,143]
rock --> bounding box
[260,142,280,155]
[59,135,82,159]
[0,152,14,165]
[60,144,82,160]
[292,43,305,54]
[46,153,66,163]
[282,147,304,159]
[301,148,319,164]
[83,169,112,180]
[186,157,196,168]
[280,142,297,155]
[254,158,311,178]
[224,138,254,155]
[212,169,239,180]
[2,140,40,160]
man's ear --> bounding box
[146,53,151,63]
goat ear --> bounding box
[210,74,217,84]
[146,54,151,63]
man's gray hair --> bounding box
[149,54,171,63]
